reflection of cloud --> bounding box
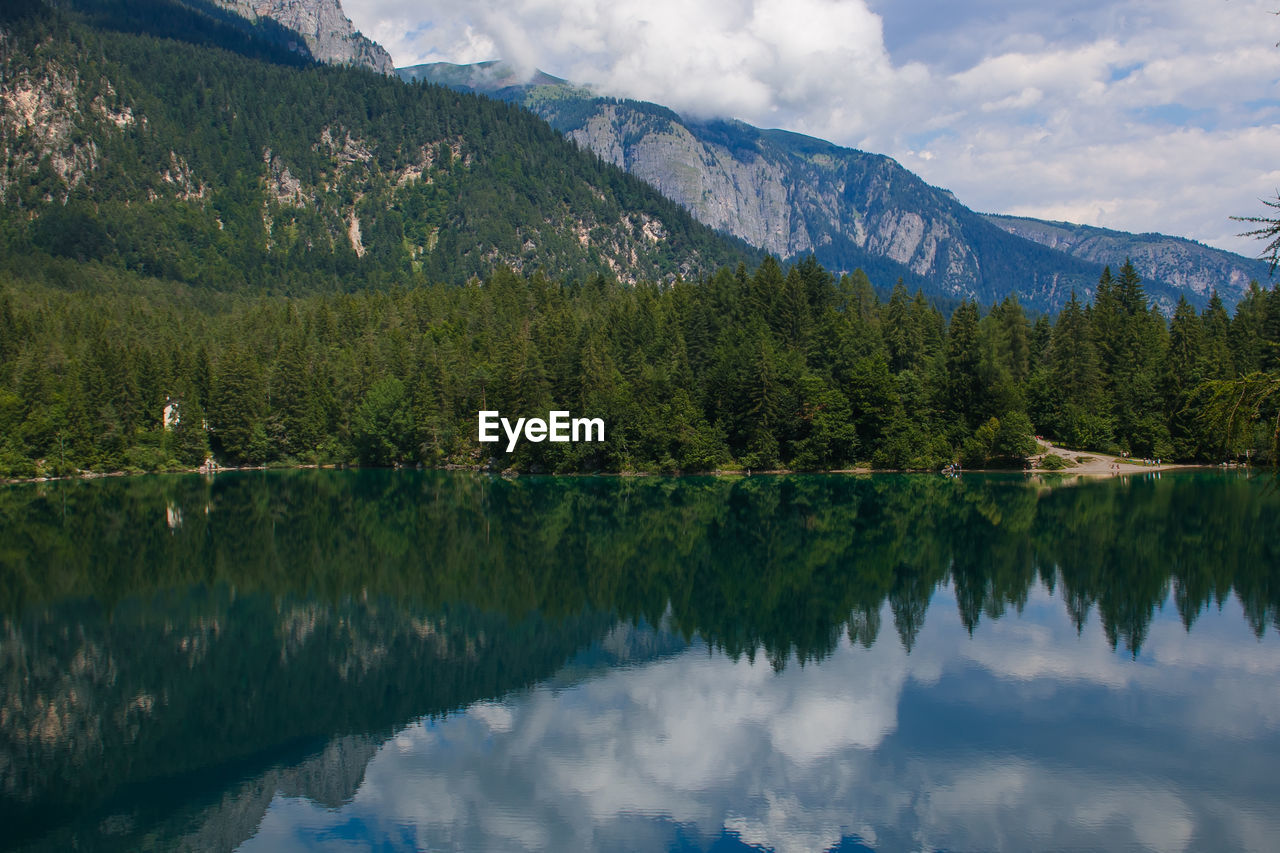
[925,763,1195,853]
[469,700,515,733]
[926,583,1280,741]
[242,585,1280,852]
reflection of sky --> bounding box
[240,584,1280,853]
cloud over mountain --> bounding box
[344,0,1280,258]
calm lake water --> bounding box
[1,470,1278,852]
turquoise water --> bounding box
[1,470,1278,851]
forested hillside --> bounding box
[0,2,753,293]
[400,62,1103,312]
[1,2,1277,478]
[2,256,1277,477]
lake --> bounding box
[1,470,1278,852]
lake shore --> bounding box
[1024,440,1215,477]
[0,449,1232,486]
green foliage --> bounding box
[962,413,1038,467]
[1233,193,1280,274]
[352,376,412,465]
[2,253,1274,475]
[1195,372,1280,464]
[169,403,210,466]
[208,345,265,464]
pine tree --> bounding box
[1038,291,1109,448]
[1166,296,1205,458]
[748,256,785,321]
[884,281,913,373]
[944,300,982,432]
[208,346,265,464]
[352,376,411,466]
[995,294,1031,385]
[1262,285,1280,372]
[270,334,323,460]
[1229,282,1267,374]
[1029,314,1052,374]
[910,289,945,364]
[847,269,879,323]
[1092,261,1169,456]
[1200,291,1234,381]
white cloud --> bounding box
[342,0,1280,258]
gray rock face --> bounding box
[401,63,1105,310]
[212,0,393,74]
[550,103,1266,310]
[984,214,1270,310]
[567,105,801,257]
[562,101,1271,310]
[401,61,1270,311]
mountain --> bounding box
[984,214,1271,307]
[400,61,1269,312]
[209,0,394,73]
[0,2,754,294]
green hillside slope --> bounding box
[0,2,756,294]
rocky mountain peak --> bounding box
[211,0,393,74]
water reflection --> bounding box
[0,470,1277,851]
[244,588,1280,853]
[0,592,615,851]
[4,470,1278,655]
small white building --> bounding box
[163,395,181,430]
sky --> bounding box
[340,0,1280,256]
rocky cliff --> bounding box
[211,0,393,73]
[401,61,1269,311]
[400,63,1104,310]
[984,214,1270,307]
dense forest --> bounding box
[1,255,1277,477]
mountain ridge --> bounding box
[983,213,1267,305]
[400,60,1271,312]
[0,4,755,293]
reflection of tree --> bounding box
[0,591,613,849]
[846,605,882,649]
[890,561,932,653]
[2,471,1278,665]
[2,470,1278,847]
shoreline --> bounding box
[0,455,1238,487]
[1023,441,1218,477]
